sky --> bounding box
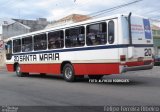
[0,0,160,21]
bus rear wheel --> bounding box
[88,75,104,79]
[16,64,28,77]
[63,64,75,82]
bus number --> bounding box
[144,48,152,56]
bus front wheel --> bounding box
[16,64,28,77]
[63,64,75,82]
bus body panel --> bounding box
[119,15,153,73]
[5,14,154,76]
[6,63,120,75]
[73,63,120,75]
[6,47,120,75]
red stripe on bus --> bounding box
[20,64,61,74]
[6,63,120,75]
[6,60,152,75]
[6,64,61,74]
[73,63,120,75]
[6,64,14,72]
[126,60,152,67]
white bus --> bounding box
[5,13,154,82]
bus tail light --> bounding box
[120,55,126,61]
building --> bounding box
[46,14,91,29]
[0,18,48,67]
[0,18,31,66]
[0,18,30,40]
[0,18,48,40]
[14,18,48,32]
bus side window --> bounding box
[13,39,21,53]
[48,30,64,49]
[86,22,107,46]
[34,33,47,51]
[65,26,85,48]
[22,36,32,52]
[108,21,114,44]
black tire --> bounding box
[77,75,84,79]
[15,64,28,77]
[24,73,29,76]
[63,64,75,82]
[88,75,104,79]
[40,73,46,77]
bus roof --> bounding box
[8,13,148,40]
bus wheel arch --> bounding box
[61,61,72,74]
[14,63,28,77]
[14,62,19,72]
[61,61,75,82]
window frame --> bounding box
[33,33,47,51]
[22,36,33,52]
[48,30,64,50]
[13,38,22,53]
[108,20,115,44]
[65,26,85,48]
[86,22,107,46]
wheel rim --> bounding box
[65,67,72,79]
[16,66,20,75]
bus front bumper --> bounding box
[121,62,154,73]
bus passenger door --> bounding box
[106,19,119,70]
[107,19,118,45]
[6,40,12,60]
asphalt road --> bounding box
[0,66,160,111]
